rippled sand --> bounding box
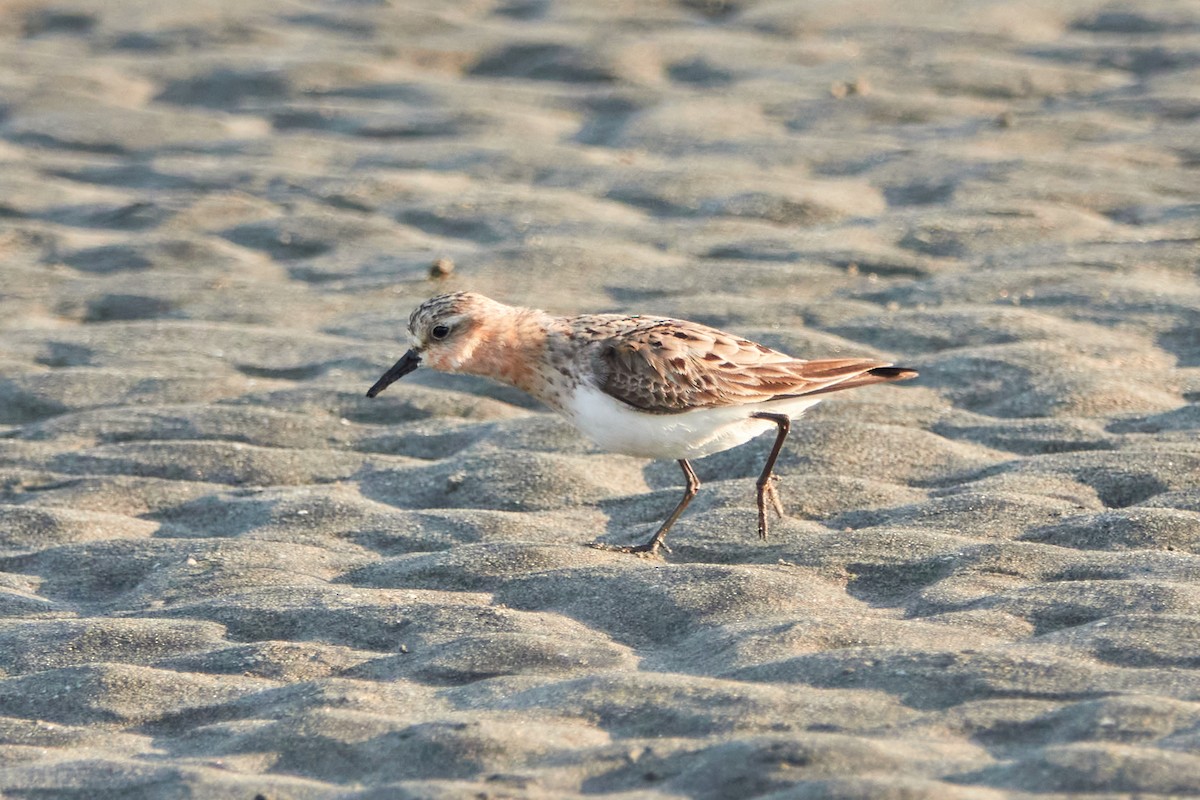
[2,1,1200,797]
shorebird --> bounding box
[367,292,916,555]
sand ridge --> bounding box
[1,0,1199,797]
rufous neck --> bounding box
[457,305,552,396]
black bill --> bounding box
[366,349,421,398]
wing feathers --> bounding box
[588,317,916,414]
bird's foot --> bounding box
[756,476,785,540]
[765,475,784,517]
[588,539,670,557]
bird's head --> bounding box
[366,292,507,397]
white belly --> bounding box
[562,384,822,460]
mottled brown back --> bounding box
[576,315,915,414]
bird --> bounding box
[367,292,917,555]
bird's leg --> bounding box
[592,459,699,556]
[750,412,790,540]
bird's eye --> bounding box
[431,324,451,340]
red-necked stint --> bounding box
[367,292,917,556]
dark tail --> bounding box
[868,366,918,381]
[799,364,918,397]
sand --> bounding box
[1,0,1199,797]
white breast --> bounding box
[561,384,823,460]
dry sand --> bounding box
[1,0,1200,797]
